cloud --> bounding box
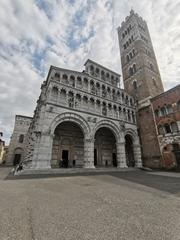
[0,0,179,144]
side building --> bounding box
[22,59,142,169]
[0,132,5,164]
[151,85,180,168]
[6,115,32,166]
[118,10,164,168]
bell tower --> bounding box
[118,10,164,168]
[118,9,164,103]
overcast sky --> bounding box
[0,0,180,144]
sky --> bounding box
[0,0,180,144]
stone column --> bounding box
[32,132,53,169]
[116,141,128,168]
[84,137,95,168]
[133,144,142,167]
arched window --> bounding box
[102,102,107,116]
[68,91,74,108]
[130,98,133,106]
[76,94,81,101]
[164,124,171,134]
[51,87,58,99]
[150,63,154,71]
[166,104,173,114]
[127,55,130,62]
[60,89,66,100]
[75,94,81,107]
[54,72,60,79]
[133,64,136,73]
[129,67,133,76]
[83,78,88,90]
[125,96,129,105]
[62,74,68,80]
[171,122,178,132]
[101,70,105,80]
[113,105,117,111]
[106,73,110,79]
[69,75,75,87]
[161,107,167,116]
[90,65,94,75]
[95,68,99,75]
[90,98,95,108]
[102,85,106,97]
[130,52,133,59]
[133,80,137,90]
[132,49,135,56]
[108,103,112,110]
[83,96,88,103]
[96,99,101,109]
[19,134,24,143]
[77,76,82,87]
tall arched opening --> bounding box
[94,127,117,167]
[51,121,84,168]
[125,134,135,167]
[13,148,23,166]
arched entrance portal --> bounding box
[13,148,23,166]
[125,134,135,167]
[94,127,117,167]
[51,121,84,168]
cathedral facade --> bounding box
[14,59,141,169]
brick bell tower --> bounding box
[118,10,164,168]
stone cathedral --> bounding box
[8,9,167,170]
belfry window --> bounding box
[19,134,24,143]
[133,81,137,90]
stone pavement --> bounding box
[0,167,180,240]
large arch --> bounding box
[49,113,91,168]
[92,120,122,168]
[50,112,91,137]
[94,127,117,167]
[124,128,142,167]
[51,121,84,168]
[125,134,135,167]
[92,119,123,143]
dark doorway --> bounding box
[112,153,117,167]
[125,135,135,167]
[62,150,69,168]
[13,154,21,166]
[172,144,180,167]
[94,149,97,166]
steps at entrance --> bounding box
[15,167,139,176]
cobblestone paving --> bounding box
[0,167,180,240]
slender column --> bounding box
[84,137,95,168]
[133,144,142,167]
[116,141,128,168]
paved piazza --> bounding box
[0,168,180,240]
